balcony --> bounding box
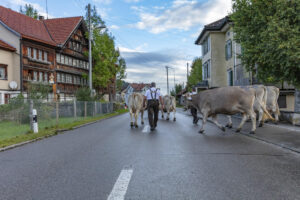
[196,80,209,88]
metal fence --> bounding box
[0,98,123,139]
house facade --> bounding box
[0,21,21,104]
[0,6,89,102]
[195,16,251,90]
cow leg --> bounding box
[258,109,264,127]
[134,110,139,128]
[199,111,208,134]
[226,115,233,128]
[173,109,176,121]
[141,110,144,125]
[130,110,134,127]
[236,113,247,133]
[212,115,226,132]
[249,110,257,134]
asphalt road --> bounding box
[0,111,300,200]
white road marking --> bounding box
[107,169,133,200]
[142,125,149,133]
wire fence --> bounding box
[0,98,124,140]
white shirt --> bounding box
[144,87,161,100]
[187,91,197,100]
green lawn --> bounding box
[0,109,128,148]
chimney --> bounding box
[38,16,44,20]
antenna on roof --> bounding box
[46,0,48,19]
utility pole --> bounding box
[186,62,189,81]
[46,0,48,19]
[166,66,169,95]
[88,4,92,92]
[173,68,176,93]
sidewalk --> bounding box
[178,108,300,153]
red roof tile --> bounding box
[0,39,16,51]
[43,17,82,45]
[0,6,56,46]
[130,83,151,92]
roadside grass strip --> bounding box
[107,168,133,200]
[0,109,128,150]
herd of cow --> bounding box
[126,85,280,135]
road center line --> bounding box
[142,125,149,133]
[107,169,133,200]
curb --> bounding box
[0,111,128,152]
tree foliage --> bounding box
[187,57,202,90]
[84,5,126,92]
[170,84,183,97]
[231,0,300,87]
[20,4,38,19]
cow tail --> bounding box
[255,91,275,121]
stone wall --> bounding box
[295,89,300,113]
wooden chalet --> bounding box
[0,6,89,100]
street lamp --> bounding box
[88,4,106,93]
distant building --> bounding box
[122,83,151,105]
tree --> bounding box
[231,0,300,87]
[187,57,202,91]
[84,5,126,97]
[170,84,183,97]
[20,4,38,19]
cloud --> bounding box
[92,0,112,4]
[119,47,188,94]
[132,0,232,34]
[110,25,120,30]
[2,0,55,18]
[124,0,141,3]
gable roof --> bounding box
[130,83,151,92]
[0,6,85,47]
[195,16,231,45]
[0,6,56,46]
[0,39,16,51]
[43,16,83,45]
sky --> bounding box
[1,0,232,94]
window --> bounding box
[44,52,48,62]
[202,60,210,80]
[0,65,7,80]
[227,69,233,86]
[57,73,61,82]
[27,47,32,58]
[61,55,65,64]
[202,36,210,56]
[33,71,38,81]
[39,50,43,60]
[33,49,37,59]
[225,39,232,60]
[73,59,76,66]
[61,73,65,83]
[39,72,43,82]
[44,73,48,83]
[66,74,72,83]
[56,53,60,63]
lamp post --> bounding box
[88,3,106,94]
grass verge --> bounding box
[0,109,128,149]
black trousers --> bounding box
[191,107,198,122]
[147,100,159,128]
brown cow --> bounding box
[190,86,257,134]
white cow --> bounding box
[128,93,145,128]
[160,95,176,121]
[266,86,280,124]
